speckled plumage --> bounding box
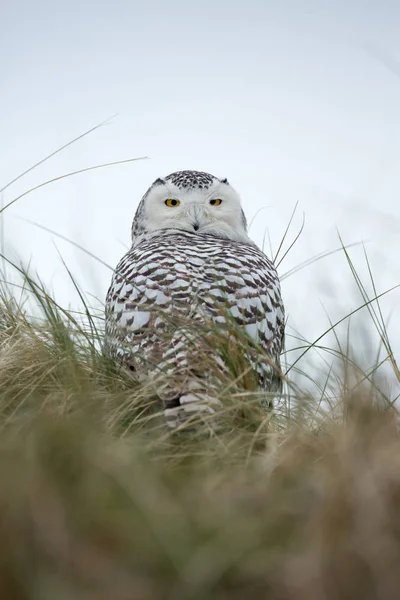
[105,170,285,428]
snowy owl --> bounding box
[105,170,285,428]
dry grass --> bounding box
[0,258,399,600]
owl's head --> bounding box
[131,170,251,245]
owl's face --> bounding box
[131,170,251,244]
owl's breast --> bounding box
[106,232,283,353]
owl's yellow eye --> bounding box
[210,199,222,206]
[165,198,180,207]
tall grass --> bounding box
[1,129,400,598]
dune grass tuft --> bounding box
[0,246,399,599]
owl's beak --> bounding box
[188,205,204,233]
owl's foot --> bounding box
[164,393,222,432]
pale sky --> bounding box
[1,0,400,386]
